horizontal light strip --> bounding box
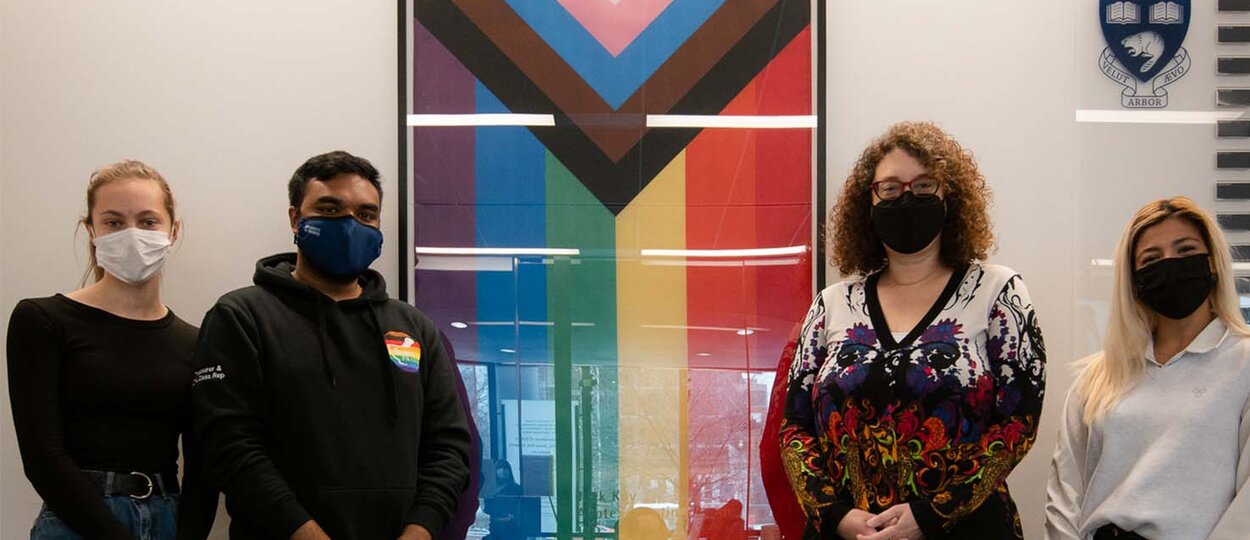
[1093,257,1250,271]
[468,321,595,328]
[641,245,808,258]
[415,255,514,272]
[409,113,817,129]
[1075,109,1243,124]
[646,114,817,129]
[641,257,802,268]
[641,324,769,333]
[415,246,580,256]
[407,114,555,127]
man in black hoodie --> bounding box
[191,151,470,540]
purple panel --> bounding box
[413,20,479,360]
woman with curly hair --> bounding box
[1046,198,1250,540]
[779,122,1047,539]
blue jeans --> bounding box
[31,494,178,540]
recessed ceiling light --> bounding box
[736,329,754,336]
[695,352,712,357]
[450,321,469,329]
[500,348,517,354]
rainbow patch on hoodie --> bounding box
[383,331,422,373]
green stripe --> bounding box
[545,151,619,536]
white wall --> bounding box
[0,1,399,537]
[2,2,1236,539]
[0,3,7,536]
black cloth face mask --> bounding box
[1132,253,1215,320]
[870,192,946,254]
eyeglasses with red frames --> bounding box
[870,177,940,201]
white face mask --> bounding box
[92,228,173,284]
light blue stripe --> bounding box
[504,0,724,108]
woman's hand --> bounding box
[836,509,880,539]
[290,520,331,540]
[857,503,923,540]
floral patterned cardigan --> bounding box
[780,263,1046,539]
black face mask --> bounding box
[870,192,946,254]
[1133,253,1215,320]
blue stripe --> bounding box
[504,0,724,108]
[474,83,551,364]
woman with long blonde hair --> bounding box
[1046,197,1250,540]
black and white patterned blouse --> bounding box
[781,263,1046,539]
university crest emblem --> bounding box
[1099,0,1191,108]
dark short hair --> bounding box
[288,151,382,208]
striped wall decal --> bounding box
[1220,57,1250,75]
[1218,120,1250,138]
[1217,213,1250,231]
[1218,151,1250,169]
[1220,26,1250,43]
[1217,89,1250,107]
[1218,182,1250,199]
[1221,0,1250,12]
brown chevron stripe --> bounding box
[451,0,775,161]
[414,0,809,214]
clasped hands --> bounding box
[836,504,924,540]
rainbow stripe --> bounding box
[384,331,423,373]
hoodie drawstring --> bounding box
[367,303,399,427]
[315,299,336,388]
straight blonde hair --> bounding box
[1075,196,1250,424]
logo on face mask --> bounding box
[383,331,422,373]
[294,216,383,280]
[93,228,173,284]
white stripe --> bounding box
[415,255,514,272]
[641,257,802,268]
[415,246,580,256]
[408,113,816,128]
[1093,258,1250,272]
[646,114,817,129]
[407,113,556,127]
[1075,109,1243,124]
[641,324,769,333]
[467,321,596,327]
[640,245,808,258]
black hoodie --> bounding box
[191,254,470,539]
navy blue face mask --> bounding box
[294,215,383,280]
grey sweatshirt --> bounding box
[1045,319,1250,540]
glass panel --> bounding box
[409,2,819,537]
[1077,0,1250,355]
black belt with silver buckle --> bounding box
[1093,524,1147,540]
[81,470,179,500]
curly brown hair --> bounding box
[828,121,994,276]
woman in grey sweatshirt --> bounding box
[1045,197,1250,540]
